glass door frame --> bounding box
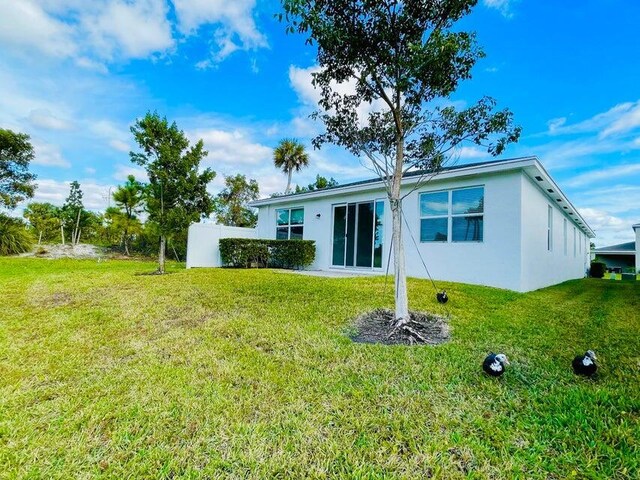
[330,199,384,270]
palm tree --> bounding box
[273,139,309,194]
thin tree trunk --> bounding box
[74,209,82,246]
[38,231,42,245]
[391,135,409,324]
[285,169,293,194]
[124,237,130,257]
[61,224,65,245]
[158,235,166,274]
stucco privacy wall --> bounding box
[256,170,526,291]
[186,224,257,268]
[519,174,590,292]
[636,225,640,272]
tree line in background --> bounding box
[1,119,333,271]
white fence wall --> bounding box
[186,223,257,268]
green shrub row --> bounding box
[219,238,315,269]
[589,261,606,278]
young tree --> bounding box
[23,202,61,244]
[294,174,338,193]
[213,174,260,227]
[62,181,84,245]
[112,175,144,255]
[0,128,37,209]
[281,0,521,329]
[273,139,310,194]
[130,112,216,273]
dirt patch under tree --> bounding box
[350,308,450,346]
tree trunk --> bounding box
[158,235,166,274]
[38,231,42,245]
[74,209,82,246]
[61,224,65,245]
[391,134,409,325]
[124,237,130,257]
[285,169,293,194]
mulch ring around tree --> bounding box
[350,308,450,346]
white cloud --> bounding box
[0,1,76,58]
[191,128,272,166]
[547,117,566,133]
[565,163,640,188]
[31,178,115,210]
[578,207,635,246]
[32,141,72,168]
[456,146,487,160]
[80,0,174,61]
[109,139,131,153]
[173,0,267,63]
[113,164,148,182]
[289,64,389,128]
[27,109,73,131]
[547,100,640,139]
[483,0,514,18]
[0,0,267,66]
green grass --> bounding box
[0,258,638,479]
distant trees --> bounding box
[130,112,216,273]
[213,174,259,227]
[110,175,144,255]
[0,128,37,209]
[62,181,84,245]
[23,202,61,244]
[294,174,338,193]
[273,139,309,194]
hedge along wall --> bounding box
[219,238,316,269]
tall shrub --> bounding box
[0,214,34,255]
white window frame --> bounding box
[275,207,304,240]
[419,185,485,243]
[547,206,553,252]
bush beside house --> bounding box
[220,238,315,269]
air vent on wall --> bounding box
[547,189,554,193]
[535,176,543,181]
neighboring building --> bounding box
[249,156,595,292]
[593,224,640,273]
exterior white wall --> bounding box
[635,226,640,273]
[519,174,588,291]
[258,171,523,291]
[186,223,257,268]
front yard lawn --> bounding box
[0,258,638,478]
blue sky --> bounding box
[1,0,639,246]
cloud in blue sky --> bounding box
[1,0,639,247]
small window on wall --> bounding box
[547,206,553,251]
[420,191,449,242]
[452,187,484,242]
[276,207,304,240]
[419,186,484,242]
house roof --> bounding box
[633,223,640,230]
[594,241,636,255]
[250,156,596,237]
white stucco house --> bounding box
[187,156,595,292]
[246,156,595,292]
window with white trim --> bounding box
[276,207,304,239]
[420,186,484,242]
[547,206,553,251]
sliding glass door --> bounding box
[332,200,384,269]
